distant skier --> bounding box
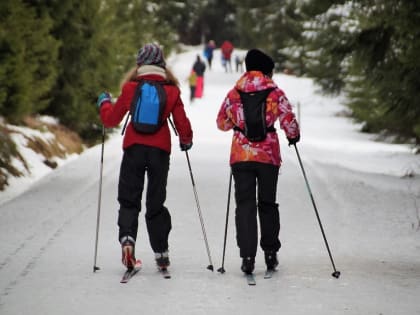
[235,55,244,73]
[192,55,206,98]
[203,40,216,70]
[220,40,234,72]
[216,49,300,275]
[188,69,197,103]
[96,43,193,272]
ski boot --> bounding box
[265,251,278,271]
[241,256,255,274]
[120,236,136,269]
[155,251,170,269]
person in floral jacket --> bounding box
[216,48,300,275]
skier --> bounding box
[235,55,244,73]
[220,40,234,72]
[96,43,193,272]
[203,40,216,70]
[187,70,197,103]
[192,55,206,98]
[216,49,300,275]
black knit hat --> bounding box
[245,49,274,75]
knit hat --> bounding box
[136,43,166,68]
[245,49,275,75]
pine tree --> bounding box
[299,1,355,93]
[30,0,127,142]
[233,0,303,70]
[346,0,420,142]
[0,0,59,123]
[298,0,420,143]
[34,0,181,142]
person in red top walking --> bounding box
[216,49,300,275]
[97,43,193,271]
[220,40,234,72]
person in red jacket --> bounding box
[220,40,234,72]
[216,49,300,275]
[97,43,193,271]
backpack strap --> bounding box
[133,78,172,85]
[233,125,276,132]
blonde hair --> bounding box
[120,66,180,90]
[120,66,138,90]
[165,67,180,87]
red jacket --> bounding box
[221,41,234,59]
[100,74,193,153]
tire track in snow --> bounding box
[0,145,120,308]
[0,193,96,307]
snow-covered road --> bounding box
[1,47,419,315]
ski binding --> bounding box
[120,259,142,283]
[158,267,171,279]
[245,273,256,285]
[264,269,276,279]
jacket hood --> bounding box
[235,71,277,93]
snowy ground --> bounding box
[1,47,419,315]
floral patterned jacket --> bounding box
[216,71,300,166]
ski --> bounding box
[158,267,171,279]
[245,273,256,285]
[264,269,276,279]
[120,268,139,283]
[120,259,142,283]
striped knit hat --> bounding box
[136,43,166,68]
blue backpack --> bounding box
[123,80,168,134]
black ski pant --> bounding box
[207,56,213,69]
[190,86,196,102]
[117,144,171,253]
[231,162,281,258]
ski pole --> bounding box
[185,151,214,271]
[93,125,105,272]
[168,117,213,271]
[293,144,341,279]
[217,171,233,274]
[168,117,177,136]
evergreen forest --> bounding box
[1,0,419,146]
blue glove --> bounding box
[97,92,111,108]
[180,142,193,151]
[287,135,300,146]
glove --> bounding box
[180,142,193,151]
[287,134,300,146]
[97,92,111,108]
